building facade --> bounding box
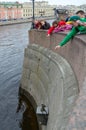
[0,2,23,20]
[22,1,57,19]
[0,2,86,21]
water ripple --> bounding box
[0,23,30,130]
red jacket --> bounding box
[47,26,55,35]
[58,20,66,27]
[47,20,66,35]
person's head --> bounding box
[34,20,39,24]
[40,20,46,25]
[76,10,85,18]
[69,15,80,27]
[52,20,58,27]
[58,20,66,27]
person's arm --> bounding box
[77,20,86,26]
[47,26,55,36]
[56,27,78,49]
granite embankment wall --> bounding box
[20,29,86,130]
[29,30,86,90]
[0,16,55,26]
[0,19,32,26]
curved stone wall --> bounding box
[29,30,86,90]
[20,44,79,130]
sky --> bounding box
[0,0,86,6]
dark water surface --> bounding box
[0,23,31,130]
[0,20,53,130]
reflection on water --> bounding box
[16,94,39,130]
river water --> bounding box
[0,23,31,130]
[0,20,53,130]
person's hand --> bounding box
[84,24,86,27]
[55,45,61,49]
[47,34,50,37]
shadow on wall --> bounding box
[16,87,40,130]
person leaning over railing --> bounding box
[47,20,58,36]
[40,20,50,30]
[76,10,86,19]
[55,15,86,49]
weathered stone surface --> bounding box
[29,30,86,130]
[21,43,79,130]
[29,30,86,89]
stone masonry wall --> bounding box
[29,30,86,90]
[20,29,86,130]
[20,43,79,130]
